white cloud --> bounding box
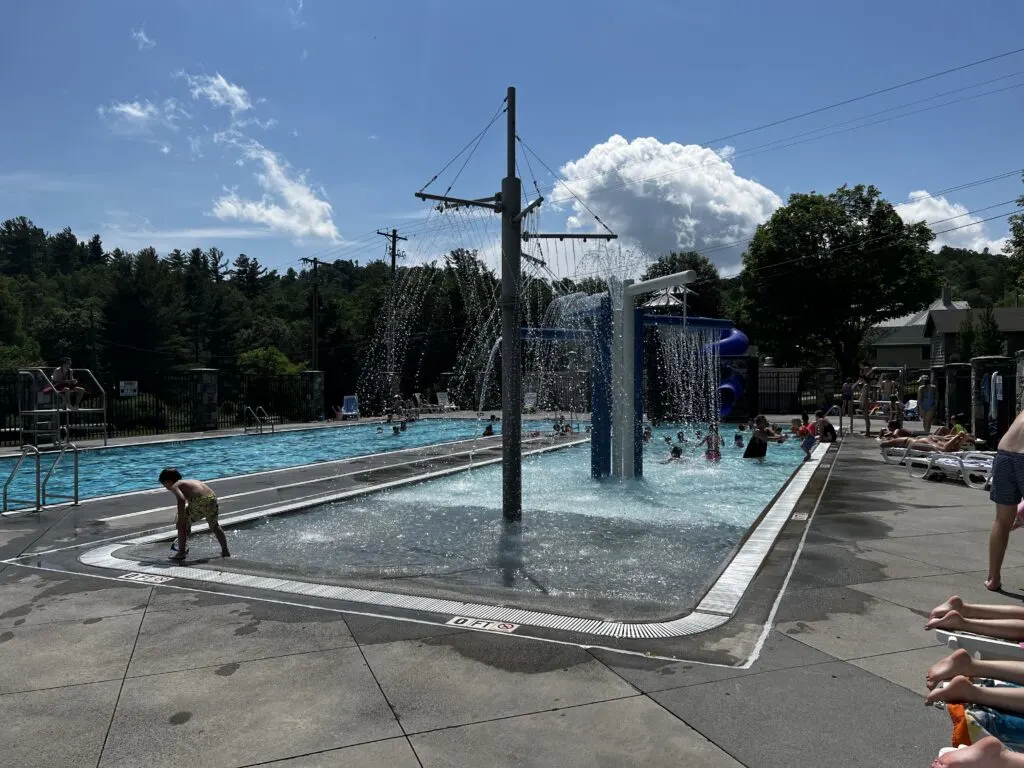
[103,224,276,253]
[187,135,204,159]
[97,98,189,134]
[158,143,170,155]
[554,135,782,271]
[897,191,1008,253]
[210,134,340,242]
[131,26,155,50]
[181,72,252,116]
[368,134,378,141]
[234,116,278,131]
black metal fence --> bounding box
[0,370,324,446]
[758,368,841,415]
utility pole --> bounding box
[299,257,320,370]
[377,229,408,395]
[377,228,408,276]
[415,86,615,524]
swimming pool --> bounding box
[1,418,554,502]
[211,430,806,619]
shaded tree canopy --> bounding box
[641,251,724,318]
[739,184,938,374]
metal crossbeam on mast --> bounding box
[414,86,616,524]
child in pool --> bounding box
[159,468,230,561]
[662,445,684,463]
[734,423,746,447]
[698,426,723,461]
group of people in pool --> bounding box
[653,410,838,465]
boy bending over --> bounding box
[159,468,230,561]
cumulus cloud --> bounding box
[97,98,189,133]
[897,191,1007,253]
[181,72,252,116]
[211,134,339,242]
[289,0,305,28]
[555,135,782,270]
[131,26,155,50]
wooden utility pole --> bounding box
[377,228,408,276]
[376,229,407,394]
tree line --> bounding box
[1,178,1022,395]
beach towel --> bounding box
[945,679,1024,751]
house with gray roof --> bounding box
[924,307,1024,366]
[869,287,969,368]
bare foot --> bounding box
[931,596,965,620]
[925,675,977,706]
[932,736,1008,767]
[987,578,1002,592]
[927,649,974,689]
[926,609,966,632]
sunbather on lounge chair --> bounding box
[931,736,1023,768]
[880,432,974,452]
[926,673,1024,711]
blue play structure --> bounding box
[706,327,750,419]
[519,293,751,480]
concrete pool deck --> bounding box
[0,430,1001,765]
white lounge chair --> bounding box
[413,393,438,414]
[436,392,457,412]
[908,451,994,490]
[935,629,1024,661]
[341,395,360,420]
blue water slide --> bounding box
[706,328,750,418]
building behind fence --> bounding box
[1,369,325,447]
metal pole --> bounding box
[501,85,523,523]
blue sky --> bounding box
[2,0,1023,275]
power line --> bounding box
[703,45,1024,145]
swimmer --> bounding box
[698,425,723,462]
[791,417,816,462]
[677,430,687,443]
[663,435,673,445]
[392,425,400,436]
[400,420,408,432]
[743,415,785,461]
[482,423,495,437]
[662,445,684,463]
[733,423,746,448]
[376,426,383,434]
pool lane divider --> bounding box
[95,434,560,522]
[76,439,831,641]
[58,429,549,509]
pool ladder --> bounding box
[244,406,276,435]
[2,442,80,516]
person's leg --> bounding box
[930,596,1024,621]
[931,736,1019,768]
[209,520,230,556]
[926,674,1024,712]
[927,647,1024,689]
[988,452,1023,591]
[923,409,933,432]
[926,609,1024,641]
[171,514,189,560]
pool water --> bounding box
[1,418,551,502]
[221,429,806,619]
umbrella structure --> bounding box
[640,285,696,310]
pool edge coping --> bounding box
[75,442,830,640]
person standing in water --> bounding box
[698,425,723,462]
[743,415,785,461]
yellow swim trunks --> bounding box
[185,495,219,525]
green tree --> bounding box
[740,184,937,373]
[975,307,1004,356]
[957,314,976,362]
[641,251,723,318]
[1006,174,1024,292]
[237,346,302,376]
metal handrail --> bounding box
[42,442,80,507]
[254,406,275,433]
[2,445,42,515]
[17,367,108,446]
[243,406,264,434]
